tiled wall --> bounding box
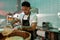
[0,0,17,12]
[0,0,17,18]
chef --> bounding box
[13,1,37,40]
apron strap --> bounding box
[22,12,31,20]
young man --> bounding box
[13,1,37,40]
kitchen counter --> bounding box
[37,27,60,40]
[38,27,60,33]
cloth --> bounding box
[37,30,45,37]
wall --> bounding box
[0,0,17,18]
[0,0,17,12]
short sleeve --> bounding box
[31,14,37,23]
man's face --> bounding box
[21,6,30,15]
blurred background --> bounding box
[0,0,60,28]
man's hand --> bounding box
[13,27,18,31]
[31,22,37,31]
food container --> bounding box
[0,30,31,40]
[8,30,31,40]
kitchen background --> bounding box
[0,0,60,28]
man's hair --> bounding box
[22,1,30,7]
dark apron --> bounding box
[22,14,34,40]
[22,15,30,26]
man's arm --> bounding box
[31,22,37,30]
[27,14,37,31]
[25,22,37,31]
